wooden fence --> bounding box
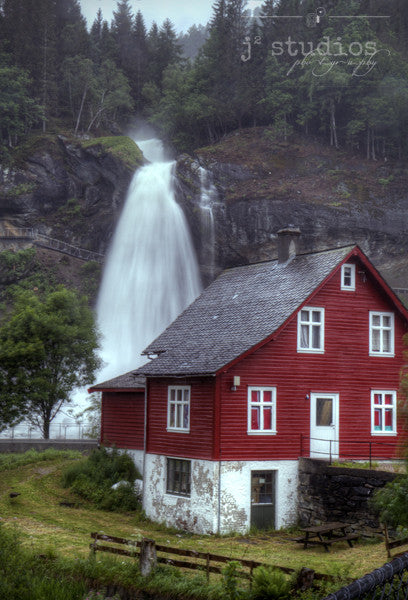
[90,532,336,587]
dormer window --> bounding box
[341,263,355,291]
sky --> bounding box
[79,0,264,33]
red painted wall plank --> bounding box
[101,391,145,450]
[146,377,215,459]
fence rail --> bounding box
[300,435,400,467]
[90,532,335,586]
[324,553,408,599]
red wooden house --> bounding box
[93,228,408,534]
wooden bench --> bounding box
[295,522,358,553]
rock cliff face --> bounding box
[175,128,408,292]
[1,128,407,298]
[0,134,143,254]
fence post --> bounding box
[206,553,210,582]
[140,538,157,576]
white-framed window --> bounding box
[167,386,190,432]
[297,307,325,353]
[341,263,356,291]
[371,390,397,435]
[248,387,277,434]
[166,458,191,496]
[369,311,395,356]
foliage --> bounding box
[0,285,101,437]
[0,522,87,600]
[251,565,292,599]
[221,561,247,600]
[0,448,81,471]
[75,392,101,439]
[61,446,142,512]
[372,476,408,528]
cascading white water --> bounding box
[96,137,202,380]
[198,166,217,281]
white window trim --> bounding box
[247,386,277,435]
[369,311,395,357]
[341,263,356,291]
[167,385,190,433]
[297,307,325,354]
[371,390,397,436]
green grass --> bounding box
[0,451,395,598]
[81,136,144,171]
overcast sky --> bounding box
[79,0,264,32]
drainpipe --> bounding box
[217,460,222,534]
[142,381,148,509]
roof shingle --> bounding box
[137,246,354,376]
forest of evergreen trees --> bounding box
[1,0,408,159]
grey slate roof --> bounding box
[90,370,146,390]
[136,245,355,377]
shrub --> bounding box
[251,566,292,600]
[61,446,142,512]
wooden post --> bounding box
[206,553,210,582]
[139,538,157,576]
[296,567,315,591]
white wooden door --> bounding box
[310,393,339,460]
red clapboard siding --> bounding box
[146,377,215,459]
[101,391,145,450]
[217,257,407,461]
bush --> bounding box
[62,446,142,512]
[251,566,292,600]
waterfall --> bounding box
[96,137,202,380]
[198,166,217,282]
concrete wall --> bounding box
[0,439,98,453]
[142,454,298,534]
[298,457,398,529]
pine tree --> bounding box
[132,11,149,110]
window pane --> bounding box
[374,393,382,405]
[316,398,332,426]
[383,330,391,352]
[312,311,321,323]
[374,408,382,430]
[251,407,260,430]
[263,407,272,430]
[372,315,381,326]
[385,409,393,430]
[183,404,189,428]
[301,310,309,321]
[301,324,309,347]
[251,390,260,403]
[176,404,182,428]
[372,329,380,352]
[312,325,321,349]
[184,389,190,402]
[177,388,182,402]
[169,404,175,427]
[263,390,272,403]
[383,316,391,327]
[385,394,393,405]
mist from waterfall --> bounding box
[96,137,202,381]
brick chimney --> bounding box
[277,225,301,264]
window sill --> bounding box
[166,491,191,498]
[247,431,277,435]
[369,352,395,358]
[166,428,190,434]
[297,348,325,354]
[371,432,397,436]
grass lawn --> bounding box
[0,451,396,584]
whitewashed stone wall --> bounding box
[122,449,145,476]
[142,454,299,534]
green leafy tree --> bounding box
[87,59,133,131]
[0,286,101,439]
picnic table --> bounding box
[295,522,358,552]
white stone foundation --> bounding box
[142,454,298,534]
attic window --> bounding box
[341,263,356,291]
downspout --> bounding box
[217,459,222,534]
[142,380,148,509]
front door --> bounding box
[310,393,339,460]
[250,470,276,530]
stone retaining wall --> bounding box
[298,457,398,530]
[0,439,98,453]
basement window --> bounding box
[341,263,356,291]
[166,458,191,496]
[371,390,396,435]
